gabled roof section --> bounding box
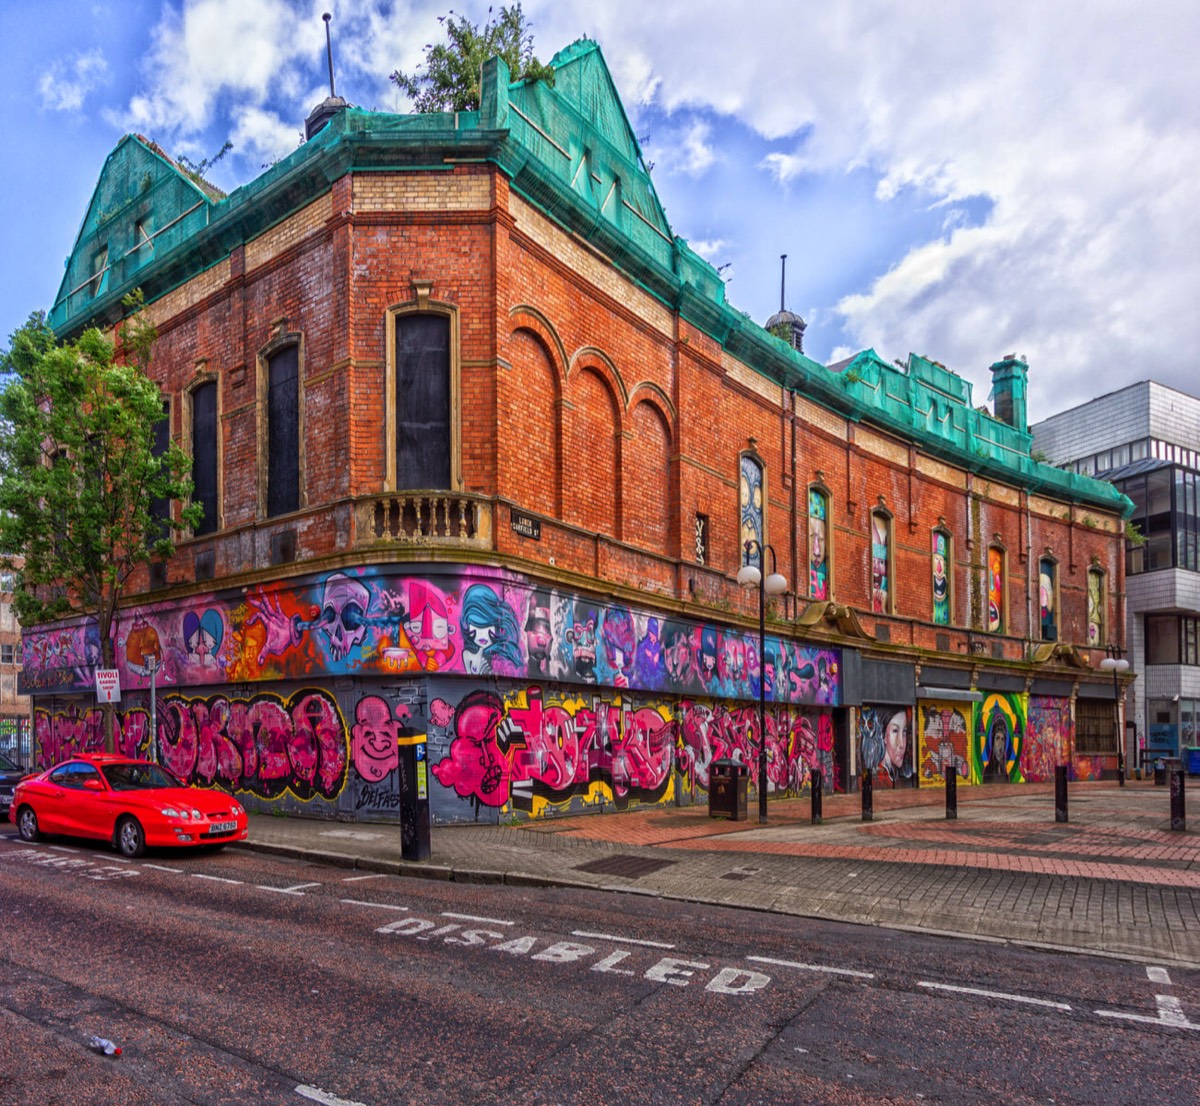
[49,134,220,332]
[500,39,674,264]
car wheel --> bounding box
[116,816,145,859]
[16,805,40,843]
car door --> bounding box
[34,764,78,834]
[62,763,110,840]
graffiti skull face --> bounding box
[320,574,369,662]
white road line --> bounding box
[279,882,321,893]
[572,930,675,949]
[749,956,874,980]
[1096,995,1200,1030]
[108,856,133,863]
[1147,966,1172,985]
[259,886,307,895]
[192,874,243,885]
[295,1085,370,1106]
[341,899,409,911]
[441,912,515,926]
[143,863,184,873]
[49,845,79,853]
[919,982,1070,1010]
[342,873,386,882]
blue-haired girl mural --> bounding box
[460,584,522,676]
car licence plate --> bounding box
[208,820,237,834]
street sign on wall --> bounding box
[94,669,121,704]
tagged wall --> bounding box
[917,701,971,784]
[1024,695,1073,782]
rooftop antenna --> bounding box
[780,254,787,312]
[323,12,336,98]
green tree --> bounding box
[391,4,555,113]
[0,294,202,750]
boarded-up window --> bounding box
[1076,698,1116,755]
[148,402,170,545]
[192,381,218,535]
[267,345,300,516]
[396,315,450,489]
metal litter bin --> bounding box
[709,757,748,821]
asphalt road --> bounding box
[2,832,1198,1105]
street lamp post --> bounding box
[1100,644,1130,787]
[738,539,788,823]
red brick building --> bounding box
[24,42,1132,825]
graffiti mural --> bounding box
[870,511,890,614]
[1023,695,1072,782]
[20,568,843,709]
[932,530,950,625]
[808,488,829,600]
[987,547,1004,633]
[972,693,1027,784]
[34,704,149,767]
[158,689,347,801]
[918,701,970,783]
[428,684,834,819]
[859,705,913,787]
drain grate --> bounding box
[721,866,762,882]
[573,854,677,879]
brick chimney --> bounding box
[990,355,1028,433]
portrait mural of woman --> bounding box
[870,510,890,614]
[932,530,950,625]
[808,488,828,600]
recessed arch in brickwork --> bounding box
[507,305,568,382]
[564,367,620,538]
[508,327,561,516]
[626,400,672,555]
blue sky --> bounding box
[3,0,1198,421]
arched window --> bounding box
[188,378,219,536]
[740,453,764,569]
[808,485,830,600]
[1038,555,1058,641]
[258,339,302,518]
[870,508,892,613]
[987,545,1006,633]
[1087,567,1105,646]
[386,296,461,492]
[932,528,952,626]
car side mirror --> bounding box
[83,779,104,790]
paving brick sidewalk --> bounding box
[240,778,1200,967]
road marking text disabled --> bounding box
[377,916,770,995]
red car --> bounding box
[9,754,248,858]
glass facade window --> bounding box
[1121,467,1180,574]
[1144,614,1200,665]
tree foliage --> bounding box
[391,4,554,113]
[0,294,201,686]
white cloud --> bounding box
[38,49,108,111]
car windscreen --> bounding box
[101,762,181,790]
[0,752,18,771]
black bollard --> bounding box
[1171,769,1186,832]
[1055,764,1069,823]
[946,764,958,820]
[811,768,823,825]
[862,769,874,822]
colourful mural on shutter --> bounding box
[918,700,970,783]
[1023,695,1073,783]
[972,692,1027,783]
[859,705,914,787]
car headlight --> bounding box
[190,807,202,820]
[160,806,182,818]
[160,806,197,820]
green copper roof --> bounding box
[47,40,1130,519]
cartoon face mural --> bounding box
[351,696,404,782]
[932,531,950,626]
[1039,559,1057,642]
[740,455,763,569]
[870,512,890,614]
[21,568,843,708]
[859,705,913,785]
[1087,570,1104,646]
[808,489,828,600]
[988,547,1004,633]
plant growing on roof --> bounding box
[1125,519,1146,546]
[391,4,555,113]
[0,293,202,750]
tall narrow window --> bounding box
[266,345,300,516]
[740,454,763,568]
[1087,568,1105,646]
[396,315,451,489]
[1038,556,1058,641]
[870,509,891,613]
[191,381,218,536]
[808,487,829,599]
[987,545,1005,633]
[148,401,170,545]
[932,528,952,625]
